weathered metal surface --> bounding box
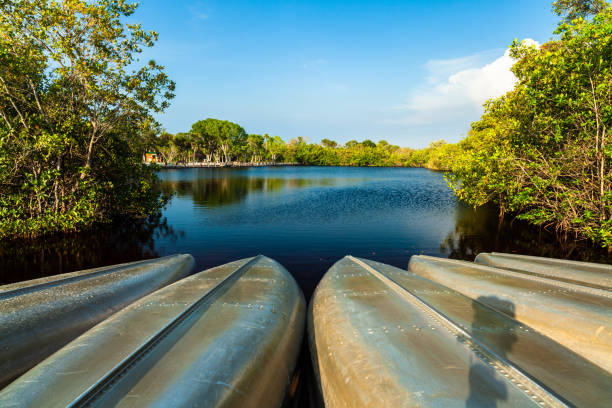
[361,258,612,406]
[0,255,305,408]
[309,256,611,407]
[409,255,612,372]
[475,252,612,290]
[0,254,194,387]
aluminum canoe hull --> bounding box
[0,255,305,408]
[0,254,194,387]
[475,252,612,290]
[309,256,611,408]
[409,255,612,372]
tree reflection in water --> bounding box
[0,213,180,285]
[158,175,346,208]
[441,203,611,263]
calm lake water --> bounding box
[1,166,609,297]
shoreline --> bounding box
[154,162,298,169]
[154,162,446,170]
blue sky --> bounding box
[135,1,559,148]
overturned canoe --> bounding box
[409,255,612,372]
[0,255,305,408]
[475,252,612,290]
[0,254,194,387]
[309,256,611,408]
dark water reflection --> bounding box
[1,167,609,297]
[443,203,612,263]
[0,213,181,284]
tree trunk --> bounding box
[83,126,97,177]
[53,156,62,213]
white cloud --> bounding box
[424,48,503,83]
[395,39,538,125]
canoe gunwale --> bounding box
[416,255,611,299]
[487,252,612,270]
[475,252,612,291]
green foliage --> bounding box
[399,140,458,170]
[321,138,338,148]
[265,134,287,162]
[553,0,607,21]
[0,0,174,238]
[449,3,612,248]
[446,95,524,217]
[188,118,247,163]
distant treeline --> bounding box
[145,118,457,170]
